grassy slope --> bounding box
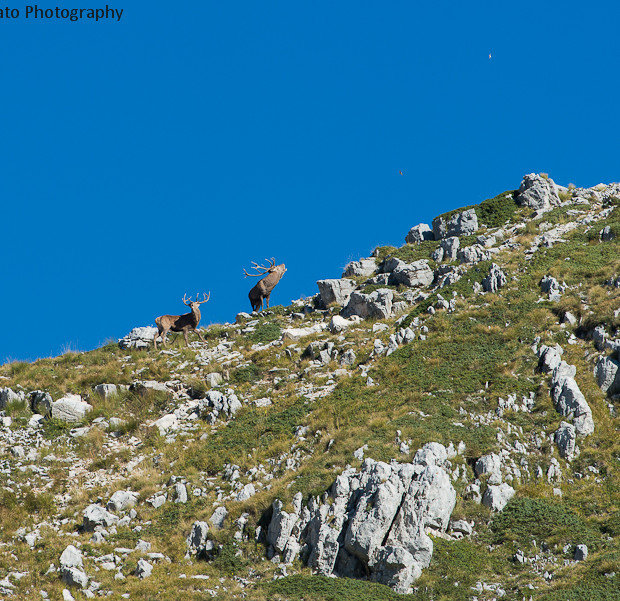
[0,196,618,600]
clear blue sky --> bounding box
[2,1,619,362]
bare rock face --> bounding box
[554,421,577,461]
[317,279,358,307]
[594,356,620,395]
[405,223,433,244]
[482,483,515,512]
[342,289,394,320]
[0,387,24,410]
[388,260,434,288]
[342,258,377,278]
[432,208,478,240]
[82,504,119,531]
[51,395,92,423]
[118,326,158,350]
[515,173,560,210]
[457,244,491,265]
[264,443,456,594]
[550,362,594,436]
[198,390,241,424]
[482,263,507,293]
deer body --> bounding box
[244,258,286,312]
[154,293,209,349]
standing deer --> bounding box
[244,258,286,312]
[154,293,210,349]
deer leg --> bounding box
[196,328,206,343]
[265,294,271,308]
[183,329,190,346]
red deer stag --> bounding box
[154,293,210,349]
[244,258,286,312]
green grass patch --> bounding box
[490,497,603,551]
[247,323,282,344]
[261,574,412,601]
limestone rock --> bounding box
[93,384,118,399]
[370,546,421,594]
[61,567,89,589]
[482,483,515,511]
[342,258,376,278]
[405,223,433,244]
[82,504,119,531]
[537,344,563,373]
[266,444,456,592]
[515,173,560,210]
[574,544,588,561]
[135,558,153,579]
[51,395,92,423]
[209,507,228,529]
[551,362,595,436]
[60,546,83,570]
[388,260,434,288]
[475,453,502,484]
[457,244,491,265]
[199,390,241,424]
[107,491,139,513]
[317,279,358,307]
[482,263,507,293]
[329,315,362,334]
[594,356,620,395]
[432,209,478,239]
[0,387,25,410]
[554,421,577,461]
[150,414,179,435]
[440,236,460,261]
[118,326,158,350]
[28,390,52,415]
[342,289,394,320]
[186,521,209,555]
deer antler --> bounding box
[198,292,210,304]
[243,260,273,277]
[182,293,193,306]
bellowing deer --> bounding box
[154,293,210,349]
[244,258,286,312]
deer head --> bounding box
[182,292,210,311]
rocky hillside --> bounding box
[1,173,619,601]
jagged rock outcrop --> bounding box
[554,422,577,461]
[515,173,561,210]
[405,223,433,244]
[594,355,620,395]
[198,390,242,424]
[342,289,394,320]
[317,279,358,307]
[482,263,507,293]
[550,361,594,436]
[342,259,376,278]
[265,443,456,593]
[457,244,491,265]
[0,387,24,409]
[431,236,460,262]
[119,326,158,350]
[388,259,434,288]
[432,209,478,240]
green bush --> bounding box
[247,323,282,344]
[490,497,602,550]
[232,364,262,383]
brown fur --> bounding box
[154,294,209,349]
[248,264,286,311]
